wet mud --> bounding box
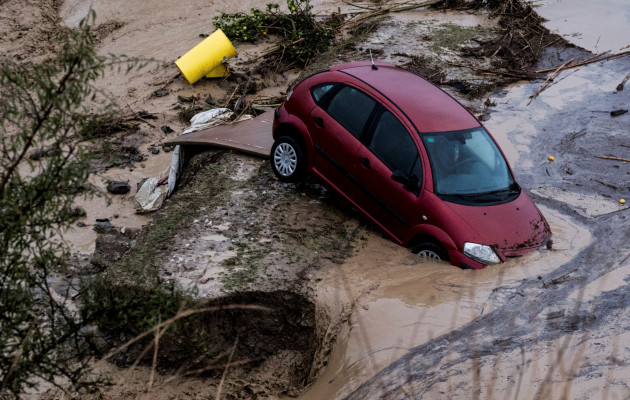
[5,0,630,398]
[301,206,590,399]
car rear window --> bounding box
[326,86,376,139]
[311,83,336,104]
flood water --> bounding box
[534,0,630,53]
[302,207,590,399]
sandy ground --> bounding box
[2,0,630,399]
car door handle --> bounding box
[313,116,324,128]
[359,157,371,168]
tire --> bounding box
[271,136,306,182]
[412,242,448,262]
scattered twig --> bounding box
[342,0,439,28]
[125,105,157,128]
[146,318,163,398]
[560,129,586,143]
[102,305,270,362]
[591,179,618,190]
[216,335,239,400]
[543,36,562,48]
[223,85,240,108]
[617,72,630,91]
[535,50,630,74]
[527,58,573,105]
[342,1,379,11]
[543,269,577,288]
[447,62,534,79]
[597,155,630,163]
[156,73,180,91]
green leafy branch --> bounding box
[213,0,337,65]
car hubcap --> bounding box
[274,143,297,176]
[417,250,441,260]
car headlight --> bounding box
[463,242,501,265]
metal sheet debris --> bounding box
[166,110,275,157]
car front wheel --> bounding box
[271,136,306,182]
[412,242,448,262]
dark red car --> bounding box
[271,61,551,269]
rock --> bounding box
[107,181,131,195]
[205,96,214,106]
[138,110,158,120]
[154,89,169,97]
[162,145,174,153]
[120,226,141,239]
[177,95,195,103]
[93,219,115,234]
[29,143,60,160]
[160,125,174,134]
[67,206,87,217]
[90,231,131,270]
[235,95,246,111]
[148,146,160,155]
[76,221,86,227]
[81,325,113,354]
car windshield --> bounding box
[420,127,518,202]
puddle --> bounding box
[534,0,630,53]
[301,206,590,399]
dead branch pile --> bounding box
[435,0,569,77]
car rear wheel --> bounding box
[412,242,448,262]
[271,136,306,182]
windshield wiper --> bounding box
[474,186,520,200]
[440,186,520,202]
[440,192,477,199]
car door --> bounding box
[308,84,377,195]
[352,108,424,243]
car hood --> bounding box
[443,191,551,260]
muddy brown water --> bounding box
[301,206,590,399]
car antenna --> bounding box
[369,49,378,70]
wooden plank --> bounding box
[166,110,275,158]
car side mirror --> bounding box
[391,170,419,190]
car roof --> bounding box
[330,61,480,133]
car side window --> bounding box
[326,86,376,139]
[369,110,422,184]
[310,83,336,105]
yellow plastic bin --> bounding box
[205,63,229,79]
[175,29,237,85]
